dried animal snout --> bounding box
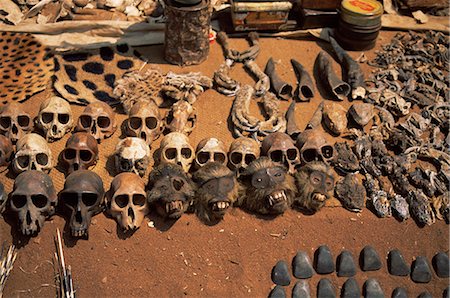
[0,102,32,143]
[114,137,150,177]
[228,137,260,173]
[61,132,99,174]
[76,101,117,142]
[261,132,300,174]
[12,133,53,174]
[36,96,74,142]
[195,137,228,168]
[296,129,334,164]
[159,132,194,173]
[124,100,163,145]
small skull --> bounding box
[61,132,99,174]
[12,133,53,174]
[147,163,195,219]
[107,172,148,231]
[114,137,150,177]
[195,137,228,169]
[0,102,33,143]
[0,135,13,168]
[261,132,300,174]
[228,137,260,174]
[36,96,74,142]
[159,132,194,173]
[124,101,163,145]
[9,170,57,236]
[296,129,334,164]
[165,100,197,135]
[59,170,105,238]
[76,101,117,142]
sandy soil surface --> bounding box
[1,30,449,297]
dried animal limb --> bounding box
[264,58,292,100]
[244,59,270,97]
[291,59,315,102]
[216,31,240,61]
[0,243,17,298]
[258,92,287,136]
[329,37,366,101]
[54,228,75,298]
[162,71,213,104]
[237,32,260,62]
[316,51,350,101]
[213,59,239,96]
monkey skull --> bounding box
[12,133,53,174]
[261,132,300,174]
[124,101,163,145]
[296,129,334,165]
[228,137,260,174]
[195,137,228,169]
[159,132,194,173]
[61,132,99,174]
[114,137,150,177]
[36,96,74,142]
[0,102,32,143]
[76,101,117,142]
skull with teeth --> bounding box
[124,101,163,145]
[293,161,335,214]
[12,133,53,174]
[59,170,105,238]
[76,101,117,142]
[147,163,195,219]
[192,162,238,224]
[9,170,57,236]
[261,132,300,174]
[194,137,228,169]
[36,96,74,142]
[159,132,195,173]
[107,172,149,231]
[228,137,260,174]
[61,132,99,174]
[114,137,151,177]
[0,102,33,144]
[296,129,334,165]
[238,157,296,215]
[0,134,14,168]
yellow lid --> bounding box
[341,0,383,16]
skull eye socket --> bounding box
[17,115,30,127]
[32,194,48,208]
[0,117,11,129]
[82,193,98,207]
[80,150,93,162]
[145,117,157,129]
[41,113,54,124]
[230,152,242,164]
[36,153,49,165]
[11,195,27,208]
[214,153,226,164]
[61,192,78,207]
[120,159,131,170]
[164,148,177,160]
[129,117,142,130]
[97,116,111,128]
[80,115,92,128]
[270,150,283,162]
[58,114,70,124]
[287,148,298,160]
[64,149,76,160]
[17,155,29,168]
[321,146,334,159]
[181,148,192,159]
[245,154,256,164]
[172,178,185,191]
[197,152,209,164]
[114,194,129,208]
[132,194,146,206]
[302,149,320,162]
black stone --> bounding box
[417,291,432,298]
[433,252,450,278]
[269,285,286,298]
[292,280,310,298]
[317,278,335,298]
[411,256,432,283]
[272,260,291,286]
[360,246,382,271]
[292,251,314,279]
[341,278,360,298]
[337,250,356,277]
[363,278,384,298]
[315,245,335,274]
[391,287,408,298]
[388,249,410,276]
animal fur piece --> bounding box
[161,72,212,104]
[0,32,53,104]
[238,157,296,215]
[192,162,238,225]
[294,161,334,214]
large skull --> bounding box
[261,132,300,174]
[124,101,163,145]
[12,133,53,174]
[61,132,99,174]
[114,137,150,177]
[147,163,195,219]
[36,96,74,142]
[107,172,148,231]
[228,137,260,174]
[0,134,13,168]
[296,129,334,165]
[165,100,197,135]
[76,101,117,142]
[0,102,32,143]
[9,170,57,236]
[59,170,105,238]
[159,132,194,173]
[194,137,228,169]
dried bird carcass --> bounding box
[315,51,350,101]
[363,173,391,218]
[332,142,360,174]
[408,189,435,226]
[164,100,196,135]
[322,101,348,136]
[335,173,365,212]
[161,72,212,105]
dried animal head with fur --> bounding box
[192,162,238,224]
[239,157,296,215]
[294,161,334,214]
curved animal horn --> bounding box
[316,51,350,101]
[286,101,301,139]
[291,59,315,102]
[264,57,293,100]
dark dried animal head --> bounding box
[334,173,365,212]
[294,161,334,214]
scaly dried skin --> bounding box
[162,71,213,104]
[244,59,270,97]
[213,59,239,96]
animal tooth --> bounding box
[166,203,171,213]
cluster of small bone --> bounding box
[269,245,449,298]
